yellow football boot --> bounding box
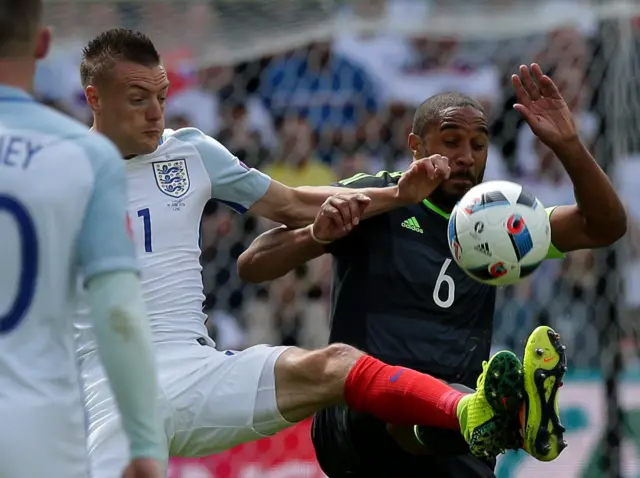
[521,326,568,461]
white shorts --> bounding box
[79,340,292,478]
[0,402,89,478]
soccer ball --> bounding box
[447,180,551,286]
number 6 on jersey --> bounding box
[433,259,455,308]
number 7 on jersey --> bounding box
[137,208,152,253]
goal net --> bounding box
[39,0,639,476]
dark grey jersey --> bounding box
[327,171,495,386]
[312,171,564,477]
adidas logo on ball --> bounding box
[474,242,492,257]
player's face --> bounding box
[412,106,489,209]
[94,62,169,157]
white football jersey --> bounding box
[0,87,136,406]
[75,128,271,353]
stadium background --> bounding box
[38,0,639,476]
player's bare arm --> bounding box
[248,154,450,229]
[238,192,370,282]
[513,63,627,252]
[240,156,452,281]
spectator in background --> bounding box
[204,302,247,352]
[263,115,337,187]
[332,0,412,105]
[546,246,598,369]
[216,101,271,169]
[242,254,332,350]
[164,66,231,135]
[260,41,379,162]
[165,65,277,148]
[165,114,190,130]
[336,149,377,179]
[387,36,502,114]
[242,114,335,349]
[612,157,640,371]
[535,26,591,70]
[34,2,93,121]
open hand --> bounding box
[397,154,451,204]
[310,193,371,243]
[512,63,579,151]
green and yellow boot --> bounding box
[453,351,524,458]
[521,326,568,461]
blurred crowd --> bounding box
[34,0,639,371]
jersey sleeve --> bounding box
[76,133,138,281]
[87,271,164,460]
[182,128,271,213]
[545,206,565,260]
[333,171,402,189]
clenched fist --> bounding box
[310,193,371,243]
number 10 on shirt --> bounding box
[137,208,152,253]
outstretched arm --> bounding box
[250,155,450,228]
[238,225,326,283]
[190,127,450,229]
[250,180,400,229]
[238,193,370,283]
[512,64,626,252]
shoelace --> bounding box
[476,360,489,390]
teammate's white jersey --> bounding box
[75,127,271,353]
[0,85,137,477]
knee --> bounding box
[313,343,363,385]
[277,343,363,403]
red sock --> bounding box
[344,355,465,429]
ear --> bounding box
[407,133,425,161]
[34,27,51,61]
[85,85,100,112]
